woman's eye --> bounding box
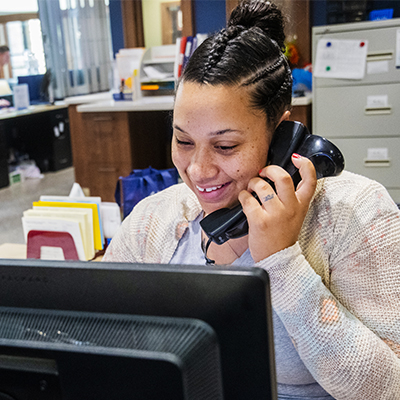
[176,138,193,146]
[216,145,238,151]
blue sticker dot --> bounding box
[327,42,332,47]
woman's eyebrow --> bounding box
[173,124,240,136]
[173,124,185,133]
[210,128,239,136]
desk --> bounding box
[0,243,103,261]
[0,104,73,188]
[67,93,312,202]
[0,243,26,259]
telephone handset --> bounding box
[200,120,345,246]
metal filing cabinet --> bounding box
[312,18,400,202]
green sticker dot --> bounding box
[326,66,331,71]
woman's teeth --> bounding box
[196,184,223,193]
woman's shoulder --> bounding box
[324,170,384,189]
[314,170,398,215]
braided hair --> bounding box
[181,0,292,127]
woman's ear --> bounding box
[278,110,291,124]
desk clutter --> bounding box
[112,34,209,101]
[21,183,121,261]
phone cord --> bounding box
[201,237,215,265]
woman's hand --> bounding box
[238,154,317,262]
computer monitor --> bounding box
[17,75,46,104]
[0,259,277,400]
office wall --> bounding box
[193,0,226,34]
[142,0,178,48]
[109,0,125,56]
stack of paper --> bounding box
[22,195,105,261]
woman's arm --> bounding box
[102,212,138,263]
[256,175,400,399]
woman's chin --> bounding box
[200,199,240,216]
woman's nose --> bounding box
[187,151,218,181]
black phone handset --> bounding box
[200,121,345,251]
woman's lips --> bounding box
[194,182,231,201]
[196,184,224,193]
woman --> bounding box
[104,1,400,398]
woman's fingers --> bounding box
[291,154,317,204]
[239,154,318,262]
[258,165,296,206]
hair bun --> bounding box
[228,0,285,49]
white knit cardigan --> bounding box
[104,171,400,399]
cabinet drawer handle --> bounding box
[93,117,113,122]
[98,167,117,172]
[364,159,391,167]
[364,106,392,115]
[367,51,393,62]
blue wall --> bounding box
[109,0,124,57]
[193,0,226,35]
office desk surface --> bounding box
[64,91,112,106]
[76,93,312,113]
[0,243,27,259]
[77,95,175,113]
[0,243,103,261]
[0,103,67,121]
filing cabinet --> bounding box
[312,18,400,202]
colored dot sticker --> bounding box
[326,42,332,47]
[326,66,331,71]
[360,41,365,47]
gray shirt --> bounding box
[170,215,334,400]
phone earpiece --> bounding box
[297,134,344,180]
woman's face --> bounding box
[172,82,272,215]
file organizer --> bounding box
[22,194,111,261]
[26,231,79,260]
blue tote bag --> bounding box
[115,167,179,219]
